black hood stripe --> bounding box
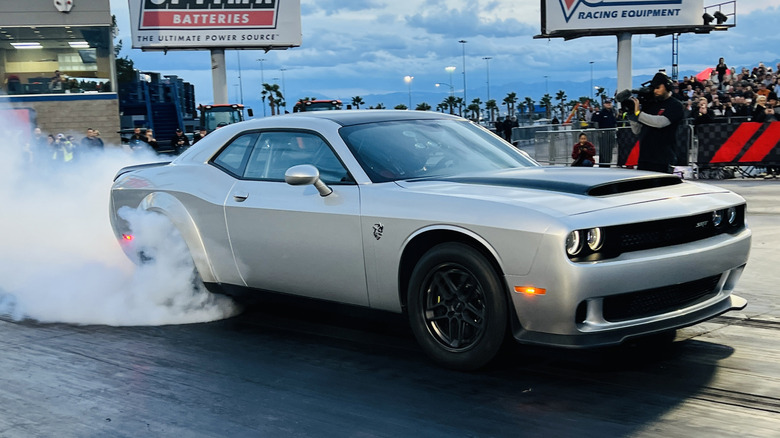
[411,173,682,196]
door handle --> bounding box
[233,192,249,202]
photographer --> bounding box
[625,72,684,173]
[571,133,596,167]
[170,128,190,154]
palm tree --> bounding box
[595,87,605,103]
[372,103,386,109]
[454,97,464,117]
[470,98,482,120]
[541,94,553,119]
[351,96,365,109]
[485,99,498,122]
[437,99,449,113]
[262,83,284,116]
[524,97,535,117]
[416,102,432,111]
[468,102,481,120]
[445,96,458,114]
[555,90,568,119]
[503,92,518,116]
[394,104,408,110]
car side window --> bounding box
[242,131,350,184]
[211,133,258,176]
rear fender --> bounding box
[139,192,216,284]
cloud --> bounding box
[111,0,780,108]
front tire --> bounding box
[407,243,508,371]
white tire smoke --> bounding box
[0,103,240,325]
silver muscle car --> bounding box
[110,111,750,370]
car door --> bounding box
[220,130,368,306]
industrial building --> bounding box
[0,0,119,144]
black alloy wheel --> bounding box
[408,242,507,371]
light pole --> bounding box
[445,66,456,96]
[458,40,467,104]
[404,75,414,109]
[435,82,454,99]
[256,58,266,116]
[483,56,492,103]
[544,75,549,94]
[237,52,245,117]
[280,68,287,111]
[589,61,594,101]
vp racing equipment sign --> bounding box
[543,0,703,34]
[128,0,302,50]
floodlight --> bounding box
[702,13,714,25]
[714,11,728,25]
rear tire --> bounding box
[407,243,508,371]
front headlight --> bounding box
[727,207,737,225]
[712,210,724,227]
[566,231,582,256]
[586,227,604,251]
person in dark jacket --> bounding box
[170,128,190,153]
[192,127,208,144]
[627,71,684,173]
[145,129,159,151]
[751,95,776,122]
[571,133,596,167]
[692,98,714,125]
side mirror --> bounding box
[247,108,253,117]
[285,164,332,197]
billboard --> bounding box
[541,0,705,37]
[128,0,301,50]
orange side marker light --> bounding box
[515,286,546,295]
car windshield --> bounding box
[340,119,539,182]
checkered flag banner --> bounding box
[696,122,780,166]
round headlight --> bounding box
[712,210,723,227]
[586,227,604,251]
[566,231,582,256]
[727,207,737,225]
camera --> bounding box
[615,82,654,113]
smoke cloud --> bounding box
[0,105,240,325]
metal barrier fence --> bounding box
[511,124,568,144]
[530,127,618,167]
[527,120,780,178]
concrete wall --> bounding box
[0,94,121,146]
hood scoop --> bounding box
[587,175,682,196]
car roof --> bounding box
[274,110,462,127]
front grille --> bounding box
[602,275,722,322]
[612,208,743,253]
[571,204,746,262]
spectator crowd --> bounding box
[629,60,780,125]
[21,124,207,166]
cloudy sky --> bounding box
[110,0,780,112]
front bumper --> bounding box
[505,227,751,348]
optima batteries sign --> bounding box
[128,0,301,50]
[543,0,703,34]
